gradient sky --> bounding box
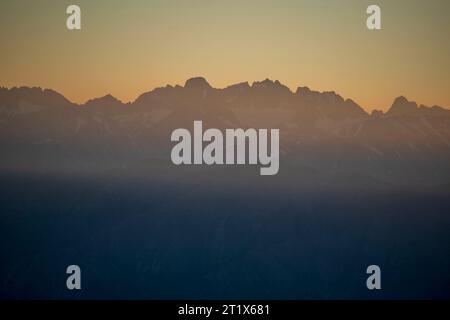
[0,0,449,111]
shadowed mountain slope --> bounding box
[1,78,449,191]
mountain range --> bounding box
[1,77,450,191]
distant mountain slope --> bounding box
[0,78,449,190]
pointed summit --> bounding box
[371,109,384,118]
[387,96,418,116]
[252,78,274,88]
[99,94,121,103]
[85,94,123,107]
[295,86,312,95]
[103,93,119,101]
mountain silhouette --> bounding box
[1,78,449,190]
[84,94,124,108]
[184,77,212,91]
[387,96,420,116]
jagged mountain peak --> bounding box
[1,80,449,119]
[388,96,418,115]
[371,109,384,118]
[86,94,121,104]
[251,79,292,95]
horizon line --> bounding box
[1,76,448,114]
